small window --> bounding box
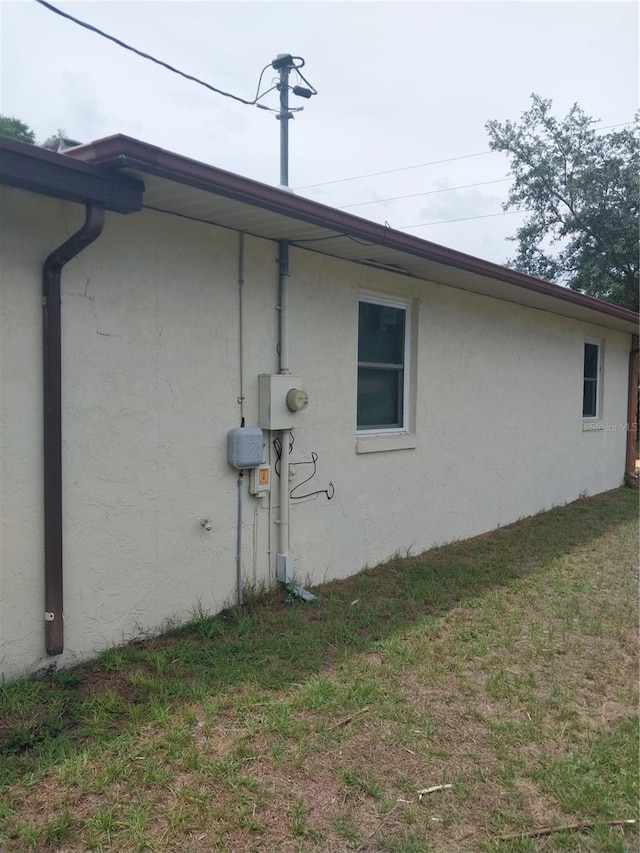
[357,295,409,432]
[582,339,600,419]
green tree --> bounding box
[486,95,639,312]
[0,115,36,144]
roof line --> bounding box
[0,135,144,214]
[31,132,640,326]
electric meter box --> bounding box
[258,374,308,430]
[227,426,264,470]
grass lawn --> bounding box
[0,487,638,852]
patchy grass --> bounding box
[0,487,637,852]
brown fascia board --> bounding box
[66,134,639,328]
[0,136,144,214]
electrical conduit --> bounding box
[277,240,291,580]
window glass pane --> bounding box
[357,367,403,429]
[358,301,405,365]
[583,379,597,418]
[584,343,598,380]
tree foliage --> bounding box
[0,115,36,144]
[486,95,639,312]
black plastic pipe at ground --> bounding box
[43,203,105,656]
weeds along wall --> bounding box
[0,185,631,679]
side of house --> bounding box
[0,146,635,681]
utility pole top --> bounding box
[269,53,317,189]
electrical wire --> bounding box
[294,121,635,191]
[143,204,379,252]
[273,433,295,478]
[291,61,318,95]
[253,64,275,102]
[398,209,533,230]
[291,233,380,248]
[34,0,273,106]
[289,453,335,501]
[337,177,511,210]
[295,151,496,190]
[272,433,334,501]
[143,202,523,241]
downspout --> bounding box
[625,334,639,481]
[43,202,105,656]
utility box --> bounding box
[249,464,271,496]
[276,553,294,584]
[258,374,309,431]
[227,426,264,470]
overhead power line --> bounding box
[295,151,496,190]
[296,121,635,191]
[34,0,271,106]
[398,209,531,230]
[337,177,511,209]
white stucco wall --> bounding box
[0,185,631,679]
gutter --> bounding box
[43,203,105,656]
[0,136,143,213]
[64,134,639,329]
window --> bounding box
[582,339,601,419]
[357,295,409,432]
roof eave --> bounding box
[65,134,639,330]
[0,136,144,213]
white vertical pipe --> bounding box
[237,232,245,418]
[278,240,290,375]
[278,240,291,565]
[279,432,290,558]
[235,233,245,606]
[252,501,259,586]
[236,476,243,605]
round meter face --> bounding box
[286,388,309,412]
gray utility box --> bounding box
[258,374,308,431]
[227,426,264,470]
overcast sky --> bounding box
[1,0,637,264]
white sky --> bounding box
[1,0,637,264]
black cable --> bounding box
[272,435,333,501]
[35,0,268,106]
[144,202,525,244]
[349,234,381,246]
[291,233,378,248]
[256,85,278,103]
[290,234,344,244]
[291,60,318,96]
[290,452,334,501]
[253,64,274,103]
[273,432,294,478]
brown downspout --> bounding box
[625,334,639,482]
[43,202,105,656]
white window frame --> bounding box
[356,292,411,435]
[582,337,601,420]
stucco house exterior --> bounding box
[1,135,638,681]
